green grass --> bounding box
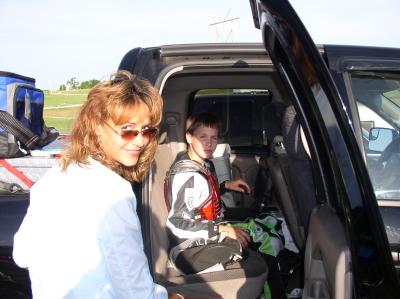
[45,93,87,106]
[44,90,88,133]
[45,89,90,95]
[44,107,81,133]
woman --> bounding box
[13,71,186,299]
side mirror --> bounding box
[368,127,398,152]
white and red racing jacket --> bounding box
[165,152,227,245]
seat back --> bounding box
[150,142,186,278]
[150,142,268,298]
[253,100,287,209]
[211,143,238,208]
[267,106,316,250]
[210,143,232,184]
[281,106,315,231]
[267,136,306,248]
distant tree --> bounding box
[80,79,100,89]
[90,79,100,88]
[59,84,66,91]
[66,77,79,89]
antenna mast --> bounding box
[209,16,239,42]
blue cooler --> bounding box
[0,71,45,157]
[0,71,44,136]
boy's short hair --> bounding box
[186,112,221,134]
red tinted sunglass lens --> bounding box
[120,128,158,141]
[120,130,139,141]
[142,128,158,138]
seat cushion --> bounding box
[162,250,268,299]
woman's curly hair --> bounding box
[61,70,163,182]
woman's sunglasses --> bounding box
[104,122,158,141]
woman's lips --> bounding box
[126,149,141,157]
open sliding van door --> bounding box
[249,0,399,298]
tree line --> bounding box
[59,77,100,91]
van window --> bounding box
[190,89,283,151]
[350,71,400,200]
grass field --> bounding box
[44,91,88,133]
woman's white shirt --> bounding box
[13,159,167,299]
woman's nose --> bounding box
[131,132,146,148]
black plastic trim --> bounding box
[160,43,267,57]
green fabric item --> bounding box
[226,213,285,299]
[229,212,284,257]
[263,280,271,299]
[230,218,276,256]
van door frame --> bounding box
[250,0,399,296]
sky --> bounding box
[0,0,398,90]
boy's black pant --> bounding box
[174,237,242,274]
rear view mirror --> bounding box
[368,127,397,152]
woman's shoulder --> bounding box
[33,159,128,192]
[32,159,135,208]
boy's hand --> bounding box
[225,179,251,193]
[218,225,250,248]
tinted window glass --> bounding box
[191,89,279,149]
[351,72,400,200]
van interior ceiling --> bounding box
[159,69,289,142]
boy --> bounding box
[165,112,287,299]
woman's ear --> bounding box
[186,132,192,144]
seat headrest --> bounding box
[263,101,286,143]
[213,143,231,158]
[282,106,309,161]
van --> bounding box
[2,0,400,298]
[116,1,400,298]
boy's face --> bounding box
[186,125,218,164]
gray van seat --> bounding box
[267,136,306,249]
[150,143,268,298]
[266,106,316,250]
[211,143,237,208]
[281,106,315,230]
[303,205,352,299]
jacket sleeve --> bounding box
[98,196,168,299]
[13,180,44,269]
[166,171,219,240]
[13,204,33,269]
